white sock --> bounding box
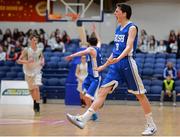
[80,108,95,122]
[145,113,156,127]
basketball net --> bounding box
[65,13,80,22]
[48,14,62,20]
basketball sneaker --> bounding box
[142,124,157,136]
[66,113,85,129]
[173,103,176,107]
[91,113,98,121]
[34,103,40,116]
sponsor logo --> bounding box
[2,89,30,96]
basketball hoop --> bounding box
[65,13,80,21]
[48,14,62,20]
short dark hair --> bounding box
[116,3,132,19]
[88,37,98,46]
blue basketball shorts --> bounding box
[82,75,101,100]
[101,57,146,95]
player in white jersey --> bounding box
[17,34,44,115]
[75,55,88,107]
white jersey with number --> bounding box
[23,47,43,76]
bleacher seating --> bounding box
[1,41,180,102]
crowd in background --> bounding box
[0,28,71,61]
[137,29,180,57]
[1,28,180,62]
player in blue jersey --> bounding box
[65,24,102,120]
[66,4,157,136]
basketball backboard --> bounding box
[46,0,103,22]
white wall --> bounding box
[129,0,180,40]
[0,0,180,43]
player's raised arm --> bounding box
[65,48,91,61]
[77,24,89,46]
[92,24,101,48]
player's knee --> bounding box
[98,87,108,98]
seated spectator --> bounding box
[163,62,177,80]
[3,28,12,41]
[19,35,27,47]
[168,30,176,45]
[0,29,3,42]
[0,45,6,61]
[48,33,65,52]
[15,40,23,57]
[6,46,18,61]
[62,31,71,44]
[38,34,45,50]
[13,28,20,41]
[140,29,148,45]
[55,29,62,38]
[3,40,8,52]
[176,30,180,58]
[137,39,148,53]
[156,40,167,53]
[147,35,158,53]
[168,30,177,53]
[160,74,176,107]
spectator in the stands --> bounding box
[6,36,14,45]
[137,39,148,53]
[26,29,33,38]
[0,45,6,61]
[3,40,8,52]
[38,34,45,50]
[18,31,27,47]
[13,28,20,41]
[6,46,18,61]
[0,29,3,42]
[14,40,23,57]
[160,74,176,107]
[55,36,65,52]
[62,30,71,44]
[156,40,167,53]
[3,28,12,41]
[38,28,48,45]
[55,29,62,38]
[48,32,65,52]
[140,29,148,45]
[163,62,177,80]
[147,35,158,53]
[176,30,180,58]
[168,30,177,53]
[168,30,176,45]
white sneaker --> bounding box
[160,102,163,106]
[173,103,176,107]
[142,124,157,136]
[66,113,85,129]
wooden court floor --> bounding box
[0,103,179,136]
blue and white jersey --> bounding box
[113,21,138,58]
[87,47,102,78]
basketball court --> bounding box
[0,102,179,136]
[0,0,180,136]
